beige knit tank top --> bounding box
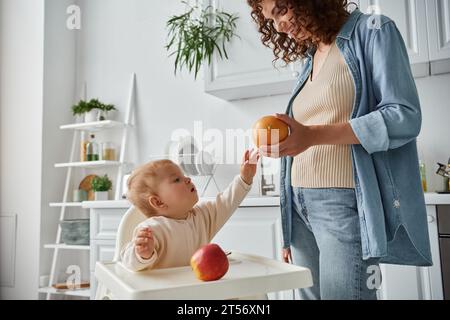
[291,41,355,188]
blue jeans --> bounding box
[291,188,380,300]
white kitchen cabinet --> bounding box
[204,1,364,101]
[88,205,129,299]
[205,0,450,100]
[359,0,430,78]
[211,206,295,300]
[204,0,301,101]
[90,240,115,297]
[90,208,125,240]
[378,264,422,300]
[426,0,450,74]
[90,240,116,273]
[421,205,444,300]
[377,205,444,300]
[211,207,282,259]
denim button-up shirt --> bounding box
[280,9,432,266]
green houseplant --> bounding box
[165,1,239,79]
[71,100,90,117]
[71,99,117,123]
[91,174,113,201]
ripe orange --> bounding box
[252,116,289,147]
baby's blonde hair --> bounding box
[126,159,175,217]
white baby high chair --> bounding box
[95,206,269,300]
[95,207,311,300]
[95,206,146,300]
[95,206,268,300]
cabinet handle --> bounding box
[427,215,435,223]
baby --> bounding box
[121,149,259,271]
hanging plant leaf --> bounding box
[165,1,239,80]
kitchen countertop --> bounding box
[424,192,450,205]
[82,196,280,209]
[82,193,450,209]
[82,200,130,209]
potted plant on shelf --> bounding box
[91,174,112,201]
[71,100,90,123]
[71,99,117,123]
[165,1,239,80]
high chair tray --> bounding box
[95,252,312,300]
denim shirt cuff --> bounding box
[350,111,389,154]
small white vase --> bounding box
[99,110,116,121]
[85,110,99,123]
[94,191,109,201]
[75,115,84,123]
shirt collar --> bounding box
[337,8,363,40]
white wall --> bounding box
[75,0,285,197]
[416,73,450,193]
[0,0,45,300]
[39,0,89,298]
[75,0,450,194]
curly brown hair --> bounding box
[247,0,353,63]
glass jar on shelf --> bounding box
[101,142,116,161]
[80,131,88,162]
[86,134,99,161]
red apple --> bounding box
[190,244,229,281]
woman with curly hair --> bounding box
[247,0,432,300]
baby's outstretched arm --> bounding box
[198,149,259,240]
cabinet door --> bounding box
[204,0,301,101]
[426,0,450,74]
[378,264,422,300]
[90,240,116,300]
[90,208,126,240]
[211,207,294,300]
[359,0,429,66]
[212,207,282,258]
[426,0,450,61]
[425,205,444,300]
[90,240,116,272]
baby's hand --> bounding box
[240,148,259,185]
[134,227,155,260]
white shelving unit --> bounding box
[49,202,83,208]
[38,286,91,298]
[44,244,91,250]
[59,120,126,131]
[42,73,136,299]
[54,160,124,168]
